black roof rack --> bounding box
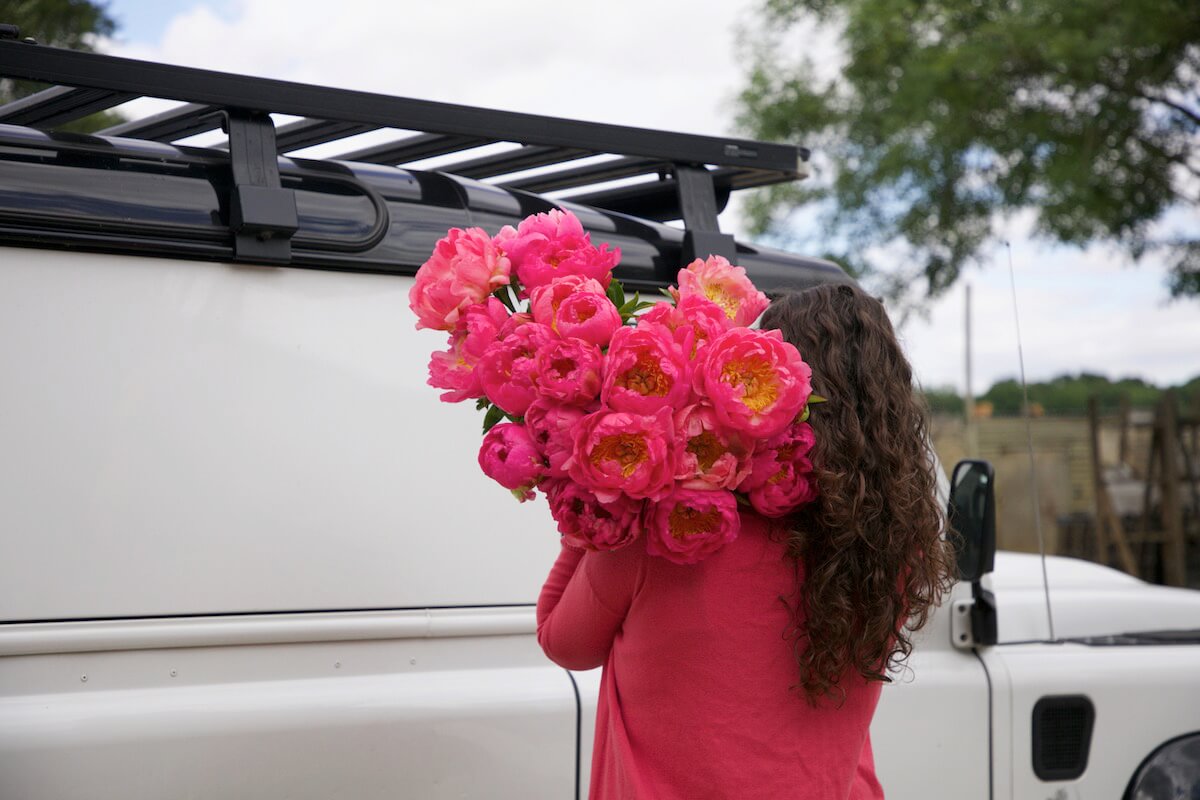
[0,34,808,266]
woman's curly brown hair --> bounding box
[760,284,955,704]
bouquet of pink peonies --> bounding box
[409,208,820,565]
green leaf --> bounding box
[658,287,675,301]
[492,286,515,313]
[475,398,491,411]
[606,279,626,309]
[808,394,828,404]
[482,404,505,433]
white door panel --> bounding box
[0,611,576,800]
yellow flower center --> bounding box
[686,431,726,472]
[590,433,648,477]
[721,356,778,412]
[669,504,721,539]
[704,283,740,320]
[618,354,671,397]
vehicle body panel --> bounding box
[0,609,576,799]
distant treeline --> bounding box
[923,373,1200,417]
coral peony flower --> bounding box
[524,400,587,478]
[409,227,511,331]
[645,487,740,565]
[638,294,732,356]
[529,275,602,327]
[426,297,509,402]
[504,208,619,291]
[566,407,676,502]
[694,327,812,438]
[600,325,693,415]
[556,291,622,346]
[535,337,603,406]
[672,255,768,327]
[528,276,621,345]
[545,479,644,551]
[477,422,545,501]
[478,322,556,417]
[674,404,753,489]
[739,422,819,517]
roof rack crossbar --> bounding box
[274,118,377,153]
[502,156,665,194]
[0,85,134,127]
[435,145,592,180]
[0,40,803,176]
[336,133,495,165]
[98,102,224,141]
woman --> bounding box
[536,283,954,799]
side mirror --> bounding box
[948,459,998,647]
[949,459,996,582]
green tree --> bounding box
[1,0,120,133]
[921,386,965,416]
[737,0,1200,301]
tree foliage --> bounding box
[0,0,120,133]
[924,372,1200,416]
[737,0,1200,301]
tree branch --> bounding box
[1136,90,1200,126]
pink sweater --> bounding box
[537,511,885,800]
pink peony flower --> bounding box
[556,291,622,346]
[477,322,556,417]
[524,400,587,478]
[638,294,732,357]
[739,422,819,517]
[566,407,677,502]
[409,227,511,331]
[528,276,621,346]
[504,208,619,291]
[694,327,812,439]
[545,479,644,551]
[672,255,768,328]
[477,422,545,501]
[529,275,602,327]
[674,404,753,490]
[645,487,741,565]
[600,324,693,415]
[535,337,603,406]
[426,297,509,402]
[498,311,533,338]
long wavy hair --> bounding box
[760,284,954,704]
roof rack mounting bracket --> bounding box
[224,109,298,264]
[675,164,737,271]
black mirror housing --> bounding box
[949,459,996,582]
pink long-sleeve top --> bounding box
[537,511,885,800]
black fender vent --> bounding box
[1032,695,1095,781]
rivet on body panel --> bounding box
[334,661,341,669]
[170,669,177,677]
[80,674,87,682]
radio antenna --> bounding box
[1005,240,1056,641]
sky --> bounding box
[97,0,1200,393]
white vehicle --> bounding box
[1,34,1198,800]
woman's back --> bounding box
[538,511,885,799]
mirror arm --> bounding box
[970,581,998,646]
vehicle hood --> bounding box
[988,552,1200,643]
